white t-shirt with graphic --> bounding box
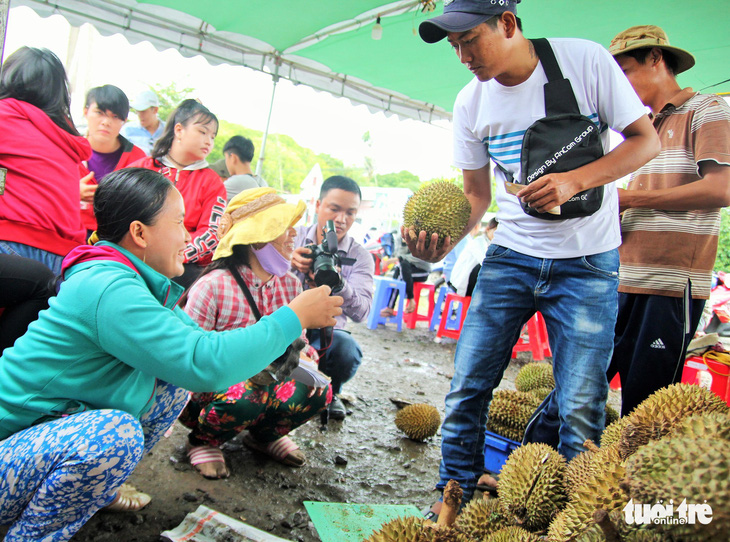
[453,38,647,259]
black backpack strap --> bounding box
[530,38,580,117]
[227,262,262,321]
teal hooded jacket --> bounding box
[0,242,301,441]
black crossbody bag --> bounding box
[495,38,605,220]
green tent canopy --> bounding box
[9,0,730,123]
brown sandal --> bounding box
[242,433,306,467]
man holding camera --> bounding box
[291,176,375,420]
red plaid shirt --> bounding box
[184,265,317,360]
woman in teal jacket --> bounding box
[0,168,341,542]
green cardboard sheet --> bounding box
[303,502,422,542]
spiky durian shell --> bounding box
[622,436,730,542]
[515,362,555,392]
[572,509,663,542]
[565,449,597,500]
[547,445,626,541]
[395,403,441,441]
[664,410,730,441]
[485,526,541,541]
[618,383,729,459]
[498,442,568,531]
[454,497,508,540]
[600,417,628,449]
[604,404,620,427]
[402,181,471,250]
[487,389,541,438]
[528,387,553,401]
[365,515,429,542]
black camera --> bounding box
[304,220,355,293]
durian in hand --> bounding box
[498,442,568,531]
[403,181,471,249]
[395,403,441,441]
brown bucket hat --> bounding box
[609,25,695,74]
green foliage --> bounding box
[716,208,730,272]
[207,120,353,193]
[149,82,195,122]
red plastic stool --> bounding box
[436,293,471,340]
[403,282,436,329]
[511,312,551,361]
[370,251,383,276]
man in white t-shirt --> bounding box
[410,0,660,510]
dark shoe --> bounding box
[328,395,347,420]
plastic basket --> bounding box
[680,355,730,406]
[483,430,521,474]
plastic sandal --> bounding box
[105,484,151,512]
[187,444,230,479]
[242,433,306,467]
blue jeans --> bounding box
[308,328,362,395]
[438,244,618,500]
[0,241,64,275]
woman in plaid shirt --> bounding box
[179,187,331,479]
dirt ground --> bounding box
[2,318,621,541]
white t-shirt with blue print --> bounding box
[452,37,647,259]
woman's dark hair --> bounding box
[151,99,218,160]
[179,245,250,306]
[94,168,173,244]
[0,46,79,136]
[84,84,130,120]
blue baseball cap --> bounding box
[419,0,520,43]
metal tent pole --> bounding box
[255,58,280,177]
[0,0,10,67]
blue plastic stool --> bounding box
[367,276,407,332]
[429,285,455,331]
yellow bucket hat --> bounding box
[213,187,306,260]
[609,25,695,75]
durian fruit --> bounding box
[664,410,730,442]
[618,383,729,459]
[395,403,441,441]
[565,446,597,499]
[572,509,663,542]
[515,362,555,392]
[528,387,553,401]
[364,515,430,542]
[600,417,628,449]
[622,436,730,542]
[454,497,508,540]
[402,181,471,250]
[604,404,619,427]
[486,389,541,442]
[498,442,568,531]
[547,444,627,541]
[485,525,541,541]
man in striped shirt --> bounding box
[608,25,730,415]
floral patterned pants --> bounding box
[0,381,188,541]
[180,379,332,447]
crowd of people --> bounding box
[0,0,729,539]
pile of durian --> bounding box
[487,363,619,443]
[367,383,730,541]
